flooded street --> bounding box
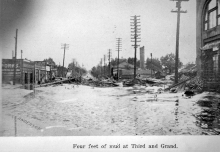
[2,84,220,136]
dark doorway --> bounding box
[30,73,33,83]
[25,73,28,84]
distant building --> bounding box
[112,61,134,78]
[197,0,220,91]
[112,61,152,79]
[140,46,145,69]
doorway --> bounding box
[24,73,28,84]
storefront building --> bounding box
[34,61,47,84]
[197,0,220,91]
[2,59,34,84]
[2,59,52,85]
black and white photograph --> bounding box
[1,0,220,151]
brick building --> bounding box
[2,59,55,85]
[197,0,220,91]
[2,59,34,84]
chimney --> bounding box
[140,46,145,69]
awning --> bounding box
[201,40,220,50]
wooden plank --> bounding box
[35,78,73,88]
[164,76,196,91]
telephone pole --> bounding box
[104,55,106,76]
[131,15,141,80]
[61,43,69,77]
[100,58,102,76]
[171,0,188,84]
[108,49,112,76]
[150,53,152,78]
[21,50,23,59]
[13,29,18,85]
[116,38,122,80]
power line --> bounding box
[130,15,141,80]
[108,49,112,76]
[151,53,152,78]
[100,58,102,76]
[171,0,188,84]
[21,50,23,59]
[61,43,69,77]
[116,38,122,80]
[104,55,106,76]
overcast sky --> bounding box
[1,0,196,70]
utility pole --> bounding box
[104,55,106,76]
[100,58,102,76]
[75,62,78,76]
[131,15,141,80]
[13,29,18,85]
[108,49,112,76]
[21,50,23,59]
[61,43,69,77]
[116,38,122,80]
[73,60,76,78]
[12,50,14,59]
[150,53,152,78]
[171,0,188,84]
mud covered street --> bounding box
[2,84,220,136]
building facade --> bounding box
[2,59,34,84]
[34,61,47,84]
[2,59,55,85]
[197,0,220,91]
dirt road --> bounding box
[2,84,220,136]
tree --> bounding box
[111,58,127,67]
[91,65,102,78]
[160,53,183,74]
[146,58,162,71]
[67,59,87,76]
[127,57,140,68]
[91,66,98,78]
[43,57,56,65]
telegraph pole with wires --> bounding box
[150,53,152,78]
[100,58,102,76]
[131,15,141,80]
[104,55,106,76]
[21,50,23,59]
[171,0,188,84]
[108,49,112,76]
[61,43,69,77]
[116,38,122,80]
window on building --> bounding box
[210,0,217,9]
[204,0,220,30]
[213,54,219,73]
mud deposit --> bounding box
[2,84,220,136]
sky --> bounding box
[1,0,196,70]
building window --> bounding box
[204,0,220,30]
[213,54,219,73]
